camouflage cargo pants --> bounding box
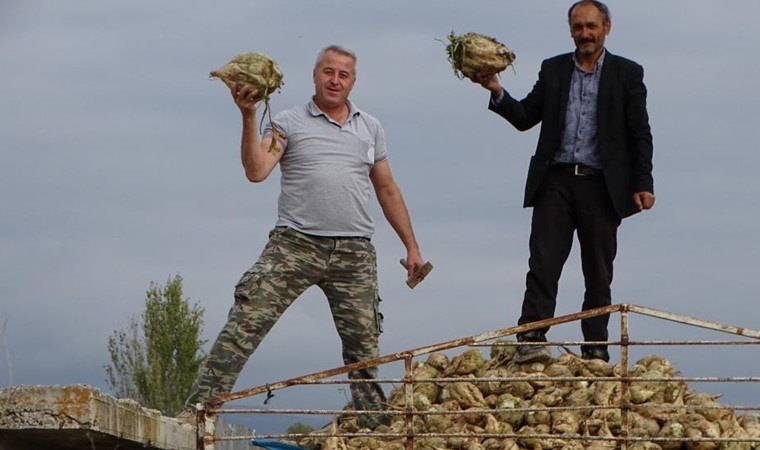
[186,226,387,427]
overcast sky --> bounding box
[2,0,759,427]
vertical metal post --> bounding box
[404,356,415,450]
[619,308,630,450]
[201,403,216,450]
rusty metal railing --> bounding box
[195,303,760,450]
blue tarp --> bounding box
[251,439,310,450]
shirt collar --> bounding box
[573,48,606,73]
[307,97,360,119]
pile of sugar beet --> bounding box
[297,344,759,450]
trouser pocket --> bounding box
[374,295,384,337]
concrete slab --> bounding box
[0,385,253,450]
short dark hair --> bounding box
[568,0,611,24]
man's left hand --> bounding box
[633,191,655,211]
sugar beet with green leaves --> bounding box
[444,31,516,80]
[210,52,285,154]
[210,52,284,103]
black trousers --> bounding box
[518,167,621,349]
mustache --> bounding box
[579,37,595,44]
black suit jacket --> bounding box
[489,51,654,219]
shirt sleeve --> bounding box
[373,121,388,164]
[262,110,289,148]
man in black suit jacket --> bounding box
[472,0,654,363]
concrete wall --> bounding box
[0,385,252,450]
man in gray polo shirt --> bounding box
[181,45,425,429]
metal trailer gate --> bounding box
[191,303,760,450]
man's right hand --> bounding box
[233,82,282,182]
[230,83,260,114]
[469,73,502,99]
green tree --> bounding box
[105,275,206,415]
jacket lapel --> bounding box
[558,54,574,130]
[597,51,615,145]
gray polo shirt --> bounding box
[263,99,388,238]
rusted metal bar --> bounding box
[626,304,760,339]
[214,402,760,415]
[425,375,760,382]
[209,432,760,444]
[404,356,414,450]
[209,305,622,405]
[215,405,603,415]
[483,339,760,346]
[621,340,760,345]
[620,307,630,450]
[201,404,215,450]
[220,374,758,386]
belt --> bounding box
[337,236,371,242]
[552,163,602,176]
[277,227,371,242]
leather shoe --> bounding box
[514,331,551,363]
[581,346,610,362]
